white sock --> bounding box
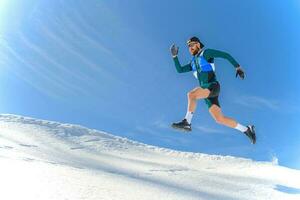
[185,111,193,124]
[235,123,248,132]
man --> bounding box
[170,36,256,144]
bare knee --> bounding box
[214,115,225,124]
[187,91,195,100]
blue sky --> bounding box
[0,0,300,169]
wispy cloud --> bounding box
[135,126,160,136]
[33,14,126,90]
[17,31,90,95]
[234,95,300,114]
[234,95,280,110]
[60,12,113,56]
[0,37,74,99]
[194,125,226,134]
[152,118,226,134]
[133,125,191,146]
[153,118,170,129]
[32,10,119,78]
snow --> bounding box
[0,114,299,200]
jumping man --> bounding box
[170,36,256,144]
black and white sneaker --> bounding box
[244,125,256,144]
[171,119,192,132]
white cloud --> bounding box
[234,95,280,110]
[153,119,169,129]
[194,125,225,134]
[17,31,90,95]
[0,37,74,99]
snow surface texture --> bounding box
[0,114,299,200]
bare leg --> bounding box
[187,87,210,112]
[209,105,238,128]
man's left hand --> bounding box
[236,67,245,79]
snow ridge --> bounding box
[0,114,300,200]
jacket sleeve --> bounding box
[173,56,192,73]
[204,49,240,68]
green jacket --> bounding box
[173,48,239,88]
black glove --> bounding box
[236,67,245,79]
[170,44,179,57]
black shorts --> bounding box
[205,82,220,108]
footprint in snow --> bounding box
[0,145,14,149]
[19,144,38,148]
[70,146,85,150]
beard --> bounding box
[191,47,200,55]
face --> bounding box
[188,42,201,55]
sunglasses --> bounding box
[188,42,198,48]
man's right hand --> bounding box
[170,44,179,57]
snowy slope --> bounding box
[0,114,299,200]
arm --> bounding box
[204,48,245,79]
[173,56,192,73]
[170,44,192,73]
[204,48,240,68]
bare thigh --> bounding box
[188,87,210,100]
